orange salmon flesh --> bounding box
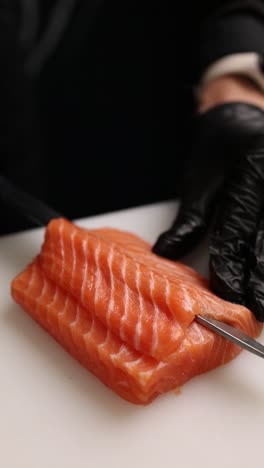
[11,218,262,404]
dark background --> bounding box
[1,0,264,234]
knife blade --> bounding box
[196,314,264,359]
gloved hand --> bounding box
[153,100,264,321]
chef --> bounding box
[1,0,264,320]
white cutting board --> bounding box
[1,201,264,468]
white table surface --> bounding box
[1,200,264,468]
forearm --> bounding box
[198,75,264,112]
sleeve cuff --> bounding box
[196,52,264,98]
[194,14,264,83]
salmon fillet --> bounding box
[11,218,262,404]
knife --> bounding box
[196,314,264,358]
[1,175,264,358]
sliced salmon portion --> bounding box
[11,218,262,404]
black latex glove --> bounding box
[153,102,264,322]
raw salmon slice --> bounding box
[11,218,262,404]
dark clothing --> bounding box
[1,0,264,234]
